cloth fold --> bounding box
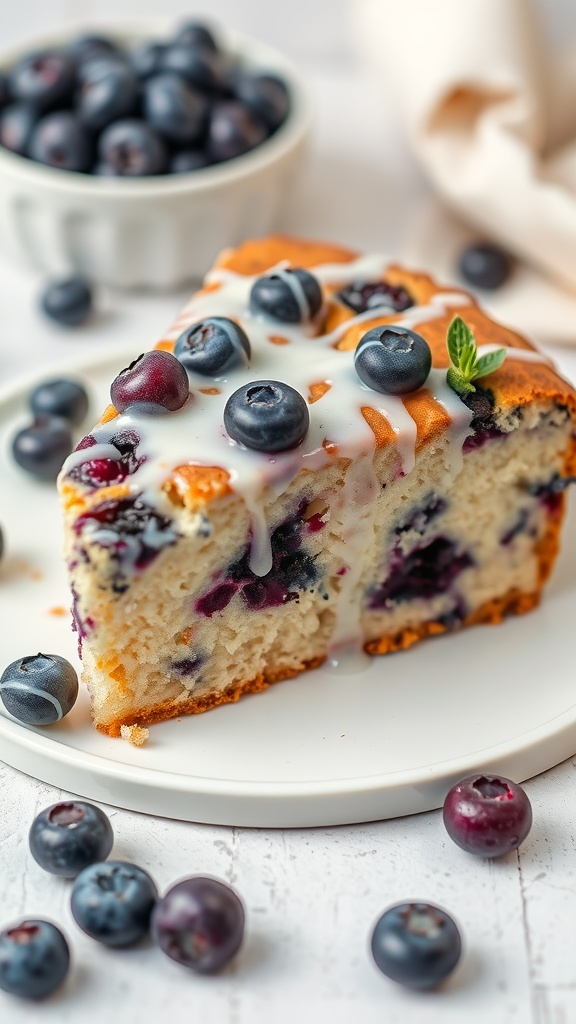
[355,0,576,315]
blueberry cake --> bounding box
[58,236,576,736]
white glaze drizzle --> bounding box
[62,253,556,667]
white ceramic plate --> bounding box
[0,348,575,828]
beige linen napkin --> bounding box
[355,0,576,344]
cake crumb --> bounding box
[48,605,67,617]
[120,724,149,747]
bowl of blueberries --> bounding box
[0,19,311,289]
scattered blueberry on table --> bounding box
[151,876,245,973]
[40,277,93,326]
[354,324,432,395]
[443,773,533,857]
[29,802,113,878]
[12,415,74,480]
[0,653,78,725]
[30,379,89,425]
[224,379,310,452]
[175,316,251,376]
[370,901,462,991]
[71,861,158,947]
[0,20,290,176]
[458,242,512,290]
[0,920,70,1000]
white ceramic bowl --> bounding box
[0,23,312,289]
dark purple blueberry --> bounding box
[75,54,130,86]
[208,101,267,161]
[396,496,446,537]
[71,861,157,947]
[354,324,431,395]
[371,902,461,991]
[78,60,138,132]
[111,350,189,414]
[93,161,117,176]
[29,112,92,172]
[337,279,414,315]
[249,267,323,323]
[0,920,69,1000]
[233,73,289,131]
[443,774,532,857]
[151,877,244,973]
[75,496,177,581]
[0,653,78,726]
[9,50,76,112]
[224,380,309,452]
[162,45,227,94]
[368,537,472,609]
[67,34,120,66]
[175,317,250,376]
[0,103,37,155]
[0,73,11,110]
[30,378,89,425]
[98,118,167,176]
[458,243,512,290]
[12,415,73,480]
[40,276,93,326]
[69,429,143,488]
[169,148,211,173]
[130,42,166,80]
[173,21,219,54]
[29,801,113,877]
[143,73,207,146]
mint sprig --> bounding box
[446,316,506,396]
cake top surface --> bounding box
[60,235,576,575]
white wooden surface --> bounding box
[1,2,576,1022]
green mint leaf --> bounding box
[475,348,507,379]
[458,342,478,379]
[447,366,476,395]
[447,317,474,365]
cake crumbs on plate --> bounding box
[120,724,149,747]
[47,605,67,617]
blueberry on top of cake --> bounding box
[58,236,576,736]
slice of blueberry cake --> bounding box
[58,236,576,736]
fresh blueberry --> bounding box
[111,350,189,414]
[29,112,92,172]
[12,416,73,480]
[41,276,93,326]
[224,380,309,452]
[173,21,219,54]
[144,73,207,146]
[208,101,268,161]
[98,119,167,176]
[233,73,289,131]
[458,243,512,290]
[371,902,461,991]
[162,46,227,94]
[78,59,138,132]
[337,279,414,315]
[71,861,157,947]
[29,801,113,878]
[151,877,244,973]
[68,34,120,66]
[354,324,432,395]
[169,148,211,173]
[75,53,131,86]
[9,50,76,112]
[0,920,69,1000]
[174,317,250,376]
[0,103,37,155]
[443,774,533,857]
[249,267,323,323]
[30,379,89,425]
[0,653,78,726]
[130,42,166,80]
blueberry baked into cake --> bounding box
[58,236,576,736]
